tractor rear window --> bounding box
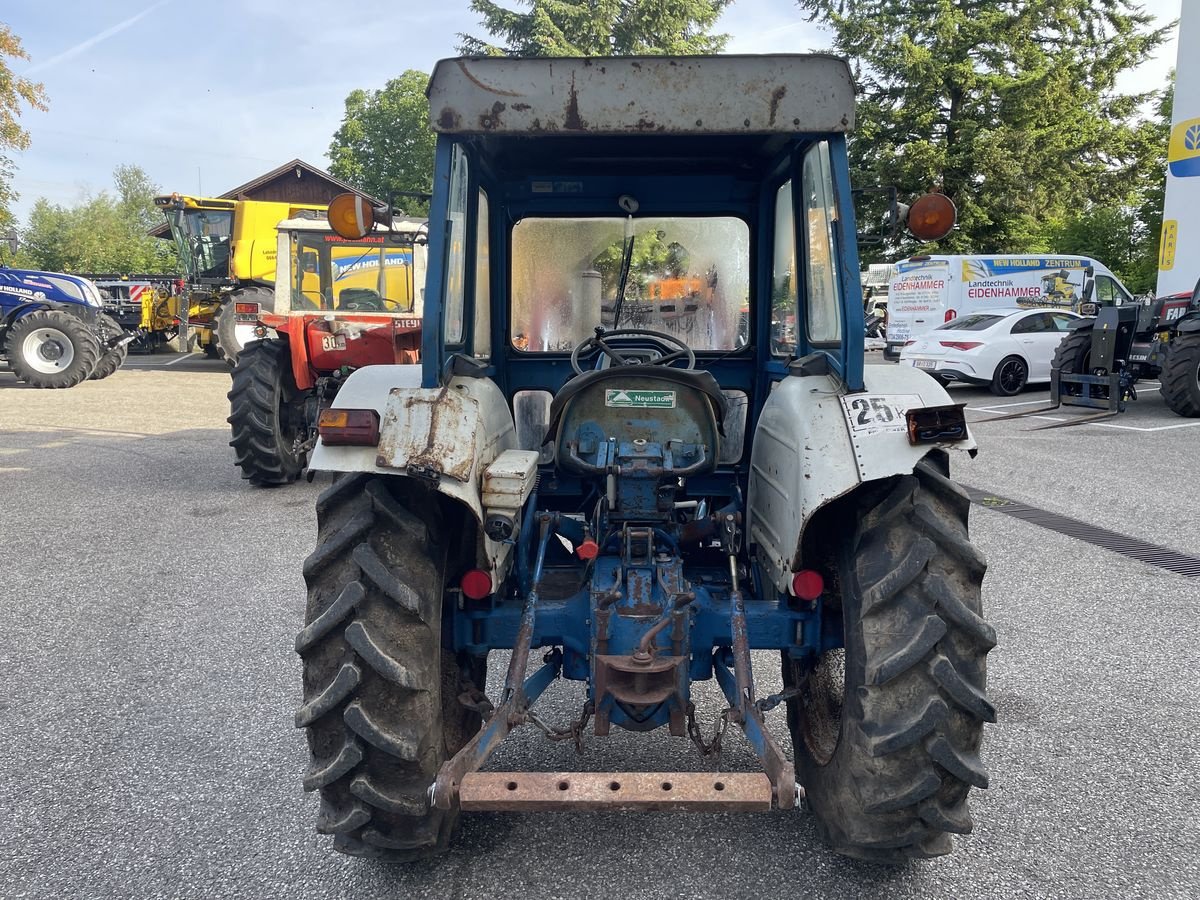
[510,216,750,352]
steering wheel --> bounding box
[570,327,696,375]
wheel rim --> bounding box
[276,373,306,463]
[21,328,75,374]
[999,358,1026,393]
[800,648,846,766]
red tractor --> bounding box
[227,210,426,485]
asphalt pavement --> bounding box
[1,357,1198,899]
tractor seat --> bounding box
[545,365,728,474]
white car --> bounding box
[899,307,1081,396]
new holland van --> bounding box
[884,255,1133,358]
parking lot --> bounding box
[2,355,1198,899]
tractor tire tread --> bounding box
[89,313,128,380]
[791,452,992,863]
[227,339,305,485]
[1161,332,1200,417]
[297,475,478,861]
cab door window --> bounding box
[1094,275,1127,306]
[771,180,798,356]
[444,144,470,344]
[801,141,843,344]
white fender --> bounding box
[747,366,977,593]
[309,365,518,581]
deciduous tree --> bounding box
[0,23,48,258]
[327,70,435,217]
[15,165,177,273]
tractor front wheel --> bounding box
[784,453,994,863]
[6,310,101,388]
[89,313,129,380]
[227,339,308,485]
[297,474,485,859]
[1161,332,1200,417]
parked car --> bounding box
[899,307,1081,396]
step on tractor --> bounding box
[1,268,133,387]
[227,212,426,485]
[295,55,994,864]
[154,193,328,364]
[985,272,1200,428]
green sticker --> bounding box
[604,389,677,409]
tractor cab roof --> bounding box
[428,55,854,137]
[276,215,427,236]
[427,55,854,176]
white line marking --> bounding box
[979,412,1200,432]
[967,384,1161,413]
[163,354,198,367]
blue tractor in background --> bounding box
[0,268,131,387]
[295,55,994,864]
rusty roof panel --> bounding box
[428,55,854,136]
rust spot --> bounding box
[768,86,787,126]
[635,118,657,131]
[438,107,461,130]
[511,102,531,112]
[455,58,522,96]
[479,100,506,130]
[563,75,587,131]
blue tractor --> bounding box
[0,267,131,387]
[296,55,993,863]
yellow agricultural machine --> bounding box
[154,193,327,363]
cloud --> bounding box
[24,1,170,75]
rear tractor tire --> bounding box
[227,339,308,485]
[89,313,129,380]
[1161,332,1200,417]
[297,474,485,860]
[6,309,101,388]
[784,453,995,863]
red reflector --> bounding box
[576,539,600,560]
[317,408,380,446]
[791,569,824,601]
[944,309,957,322]
[461,569,492,600]
[903,340,916,347]
[938,341,982,351]
[234,302,260,315]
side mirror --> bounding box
[902,193,957,242]
[301,250,319,273]
[1082,278,1095,303]
[327,192,391,240]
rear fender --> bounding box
[1176,312,1200,335]
[309,366,518,582]
[747,365,976,593]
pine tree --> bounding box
[796,0,1172,257]
[459,0,731,57]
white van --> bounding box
[884,255,1133,358]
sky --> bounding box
[1,0,1184,225]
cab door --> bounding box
[765,138,862,391]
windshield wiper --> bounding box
[611,233,636,329]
